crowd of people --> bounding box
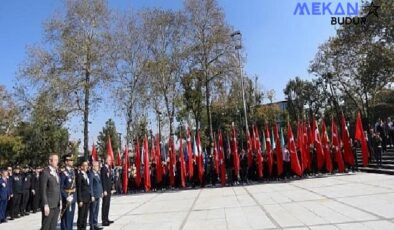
[0,116,392,230]
[0,154,115,230]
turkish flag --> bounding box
[313,117,325,171]
[186,128,194,180]
[213,136,220,175]
[155,135,163,184]
[143,135,151,192]
[265,125,273,176]
[218,130,226,186]
[196,130,204,184]
[122,146,129,194]
[91,144,98,161]
[355,112,369,167]
[116,149,122,166]
[297,122,307,173]
[254,125,263,178]
[321,120,333,173]
[106,136,114,167]
[179,134,186,188]
[231,123,240,177]
[168,137,175,187]
[332,118,345,173]
[274,123,283,176]
[341,114,355,166]
[287,122,302,176]
[134,141,141,188]
[247,130,253,169]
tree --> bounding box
[18,0,112,159]
[180,69,204,129]
[97,119,120,160]
[0,135,24,167]
[184,0,237,150]
[15,92,71,166]
[309,0,394,122]
[109,11,148,145]
[0,85,19,135]
[284,77,327,122]
[142,9,188,137]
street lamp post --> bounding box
[231,31,249,136]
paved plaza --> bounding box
[4,172,394,230]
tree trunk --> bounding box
[205,76,213,156]
[83,69,90,160]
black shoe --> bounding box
[24,212,30,216]
[95,227,103,230]
[9,218,14,221]
[109,220,114,224]
[102,222,110,226]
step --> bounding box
[358,167,394,175]
[357,160,394,165]
[363,163,394,170]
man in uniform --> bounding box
[101,158,114,226]
[11,166,23,219]
[0,169,10,223]
[31,167,41,213]
[76,161,92,230]
[40,153,61,230]
[5,167,13,220]
[89,161,103,230]
[21,166,32,216]
[60,155,77,230]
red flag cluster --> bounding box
[93,112,368,193]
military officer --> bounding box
[0,169,10,223]
[60,155,77,230]
[21,166,32,216]
[11,166,23,219]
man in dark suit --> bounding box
[31,167,41,213]
[0,169,10,223]
[100,158,114,226]
[21,166,32,216]
[76,161,91,230]
[40,153,61,230]
[60,155,77,230]
[6,167,13,220]
[89,161,103,230]
[11,166,23,219]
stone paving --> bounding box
[3,172,394,230]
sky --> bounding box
[0,0,362,148]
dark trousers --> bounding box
[0,199,7,221]
[89,198,100,229]
[12,193,22,218]
[6,196,13,218]
[41,207,60,230]
[374,147,382,166]
[61,200,76,230]
[32,193,40,212]
[21,190,30,213]
[101,194,111,223]
[77,202,89,230]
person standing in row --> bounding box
[101,158,114,226]
[40,153,61,230]
[76,161,91,230]
[0,169,11,223]
[60,155,77,230]
[5,167,13,220]
[21,167,32,216]
[11,166,23,219]
[89,161,103,230]
[31,167,41,213]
